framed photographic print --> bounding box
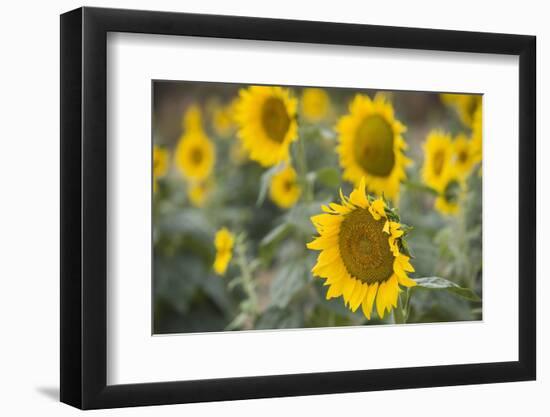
[60,6,536,409]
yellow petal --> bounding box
[358,177,367,200]
[312,261,334,278]
[369,198,386,220]
[386,275,400,309]
[311,213,342,229]
[313,247,340,269]
[396,271,417,287]
[388,237,400,256]
[319,225,341,238]
[349,282,368,312]
[376,281,388,319]
[369,208,381,221]
[389,222,404,238]
[349,178,369,208]
[321,204,335,213]
[339,188,348,204]
[397,254,415,272]
[322,262,348,284]
[342,277,357,305]
[383,221,390,234]
[361,282,378,320]
[306,234,338,250]
[326,280,344,299]
[329,203,350,214]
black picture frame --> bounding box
[60,6,536,410]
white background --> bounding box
[0,0,545,415]
[108,34,518,384]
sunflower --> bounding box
[175,106,215,181]
[188,180,213,207]
[306,178,416,320]
[434,167,465,216]
[421,130,454,192]
[453,133,475,178]
[269,165,301,209]
[234,86,298,167]
[301,88,331,122]
[440,93,482,128]
[336,94,410,202]
[153,145,169,193]
[213,227,234,275]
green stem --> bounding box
[296,132,313,202]
[393,292,407,324]
[234,235,258,318]
[458,206,474,290]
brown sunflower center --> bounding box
[432,150,445,177]
[354,115,395,177]
[338,208,395,284]
[262,97,291,143]
[190,147,204,165]
[283,179,294,192]
[458,149,468,164]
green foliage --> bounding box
[256,306,303,329]
[311,167,341,188]
[256,163,284,206]
[269,262,309,309]
[414,277,481,302]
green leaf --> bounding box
[256,163,284,206]
[269,262,308,308]
[414,277,481,302]
[227,276,243,290]
[403,180,439,196]
[256,306,303,329]
[260,223,292,248]
[313,167,341,188]
[259,223,293,264]
[398,238,415,259]
[225,313,248,331]
[199,274,234,315]
[285,200,327,235]
[154,255,204,314]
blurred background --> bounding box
[152,80,482,334]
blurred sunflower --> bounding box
[470,107,483,169]
[440,93,482,128]
[153,145,169,193]
[175,105,215,181]
[230,141,249,166]
[422,130,453,192]
[213,227,234,276]
[435,167,465,216]
[307,178,416,320]
[301,88,331,122]
[235,86,298,167]
[453,133,475,178]
[269,165,301,209]
[181,104,203,132]
[188,180,213,207]
[212,99,237,138]
[336,94,410,202]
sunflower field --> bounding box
[153,81,482,334]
